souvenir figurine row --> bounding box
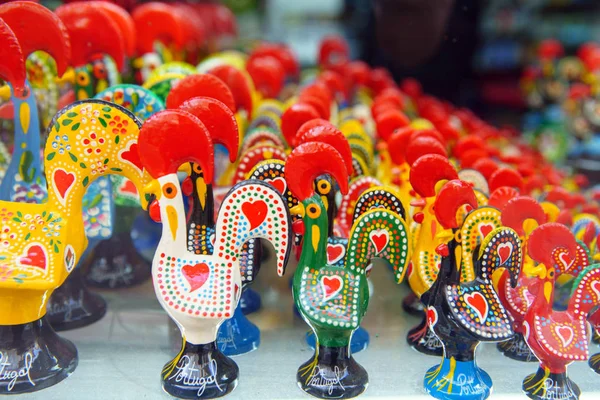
[521,39,600,163]
[0,2,598,400]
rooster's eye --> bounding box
[317,179,331,195]
[163,183,178,199]
[306,204,321,219]
[77,71,90,86]
[192,164,203,174]
[548,269,555,279]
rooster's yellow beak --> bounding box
[178,163,192,175]
[523,262,546,279]
[132,57,144,69]
[290,203,305,218]
[144,180,161,198]
[55,68,75,85]
[435,229,454,243]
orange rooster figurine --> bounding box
[522,223,600,400]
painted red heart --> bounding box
[120,143,143,172]
[120,179,138,195]
[54,169,75,200]
[19,244,47,270]
[555,325,574,348]
[266,177,286,195]
[464,291,489,322]
[321,275,343,301]
[242,200,268,230]
[426,307,438,327]
[558,251,574,273]
[182,263,210,292]
[497,242,513,266]
[369,229,389,254]
[478,223,494,239]
[327,243,345,264]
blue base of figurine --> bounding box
[305,326,370,353]
[216,304,260,356]
[424,358,492,400]
[239,288,262,315]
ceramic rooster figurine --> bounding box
[48,1,130,331]
[406,154,459,356]
[164,73,265,357]
[84,84,165,289]
[0,1,70,203]
[422,179,522,400]
[0,98,150,394]
[521,223,600,400]
[287,142,410,399]
[139,107,292,399]
[495,196,583,363]
[132,2,185,84]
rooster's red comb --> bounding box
[528,223,577,267]
[246,55,285,99]
[286,142,349,201]
[434,180,478,229]
[318,35,349,69]
[488,167,524,193]
[405,136,447,166]
[178,97,239,163]
[545,186,576,209]
[409,154,458,198]
[300,83,332,109]
[281,103,320,148]
[0,19,25,93]
[501,196,547,236]
[250,43,299,79]
[375,109,410,141]
[452,135,485,158]
[56,4,125,70]
[488,186,520,212]
[386,127,413,165]
[91,1,136,57]
[0,1,71,77]
[139,109,214,182]
[409,128,444,144]
[132,2,185,55]
[207,65,253,118]
[166,74,236,112]
[297,124,354,175]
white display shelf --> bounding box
[18,256,600,400]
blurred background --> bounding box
[35,0,600,141]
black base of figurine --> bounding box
[497,332,536,362]
[406,316,443,357]
[297,345,368,399]
[162,340,238,399]
[590,354,600,375]
[402,293,424,317]
[0,316,77,394]
[84,231,151,289]
[47,268,107,331]
[523,367,580,400]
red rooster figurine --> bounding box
[522,223,600,400]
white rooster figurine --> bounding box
[139,104,292,399]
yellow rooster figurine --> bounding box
[0,98,150,394]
